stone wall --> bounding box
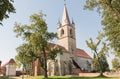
[79,73,100,77]
[79,72,120,77]
[72,68,82,75]
[104,72,120,77]
[77,57,92,72]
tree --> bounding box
[86,36,109,76]
[15,43,35,76]
[0,0,15,25]
[112,58,120,70]
[14,12,62,78]
[84,0,120,57]
[92,54,100,72]
[93,52,109,72]
[100,55,109,72]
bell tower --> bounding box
[57,4,76,57]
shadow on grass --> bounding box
[20,75,119,79]
[43,77,91,79]
[0,76,10,79]
[43,76,109,79]
[42,76,111,79]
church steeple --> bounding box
[58,2,76,54]
[62,4,70,26]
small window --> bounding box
[61,29,64,36]
[70,29,73,38]
[70,29,72,35]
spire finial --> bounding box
[72,18,75,25]
[62,0,70,26]
[64,0,66,5]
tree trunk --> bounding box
[22,67,24,79]
[43,47,48,78]
[95,51,103,76]
[32,59,34,76]
[100,71,103,76]
[98,61,103,76]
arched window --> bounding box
[70,29,73,38]
[61,29,64,36]
[70,29,72,35]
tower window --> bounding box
[70,29,73,38]
[71,48,74,54]
[61,29,64,36]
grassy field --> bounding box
[0,76,10,79]
[24,76,120,79]
[0,75,119,79]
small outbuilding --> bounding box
[1,58,16,76]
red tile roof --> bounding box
[76,48,92,59]
[49,43,92,59]
[8,58,15,64]
[49,42,68,53]
[1,58,16,69]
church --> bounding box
[34,4,92,76]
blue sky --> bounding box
[0,0,113,68]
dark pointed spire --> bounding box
[64,0,65,4]
[57,19,61,24]
[72,18,75,25]
[62,4,70,26]
[57,18,61,28]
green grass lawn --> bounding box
[0,76,10,79]
[25,76,120,79]
[1,75,119,79]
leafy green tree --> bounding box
[0,0,15,25]
[15,43,35,76]
[93,53,109,72]
[84,0,120,57]
[86,36,109,76]
[112,58,120,70]
[14,12,62,78]
[100,55,109,72]
[93,54,100,72]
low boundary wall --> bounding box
[79,73,100,77]
[78,72,120,77]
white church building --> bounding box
[34,4,92,76]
